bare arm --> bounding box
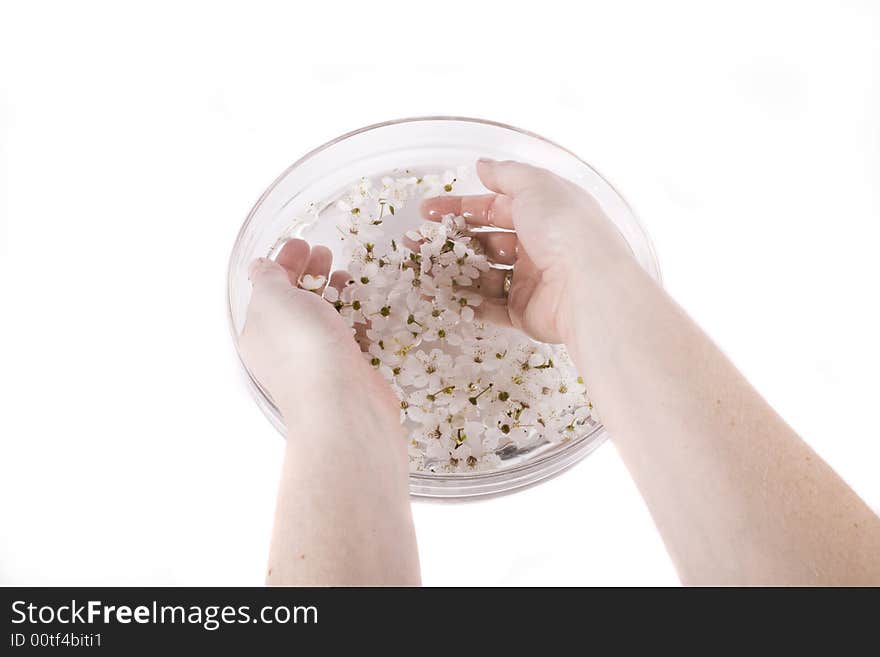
[423,159,880,585]
[268,379,419,586]
[565,258,880,585]
[240,249,419,586]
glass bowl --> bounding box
[227,116,661,499]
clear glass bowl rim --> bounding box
[227,115,661,500]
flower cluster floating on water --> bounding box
[306,168,597,473]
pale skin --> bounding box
[240,159,880,586]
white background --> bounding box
[1,1,878,585]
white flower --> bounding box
[378,175,415,211]
[314,166,596,474]
[299,274,326,291]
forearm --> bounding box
[266,373,420,586]
[563,258,880,585]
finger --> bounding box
[420,193,514,229]
[327,268,369,350]
[401,234,420,252]
[323,269,352,304]
[275,239,311,285]
[504,250,542,333]
[476,158,547,196]
[302,245,332,293]
[507,273,539,333]
[402,231,509,296]
[328,270,353,295]
[473,266,508,298]
[248,257,293,297]
[476,297,512,328]
[472,231,517,265]
[403,230,514,270]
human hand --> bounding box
[244,240,417,585]
[238,238,399,422]
[421,159,635,344]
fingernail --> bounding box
[420,198,441,219]
[477,157,494,165]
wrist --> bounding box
[271,364,348,414]
[276,365,402,447]
[557,254,646,346]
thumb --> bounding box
[241,258,294,345]
[476,159,546,196]
[249,257,293,298]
